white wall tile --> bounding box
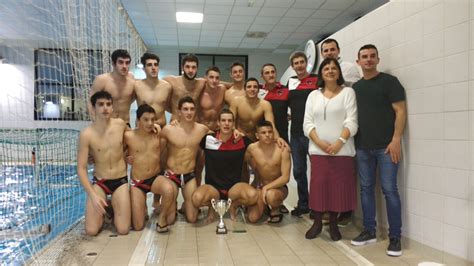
[389,0,405,23]
[471,21,474,50]
[422,165,444,194]
[443,168,470,200]
[407,140,423,164]
[405,13,423,41]
[422,58,444,87]
[406,188,422,215]
[406,0,424,17]
[444,0,469,28]
[367,28,390,52]
[406,89,423,114]
[470,82,474,111]
[444,82,468,112]
[389,44,405,69]
[444,141,470,169]
[444,224,469,259]
[423,30,444,61]
[422,192,444,221]
[423,140,445,166]
[471,142,474,170]
[408,113,444,139]
[421,85,444,113]
[404,38,423,66]
[444,22,469,56]
[444,197,470,228]
[404,64,424,90]
[470,51,474,80]
[405,164,424,190]
[424,0,442,8]
[444,52,469,83]
[405,213,423,241]
[422,217,444,250]
[422,3,444,35]
[444,112,469,140]
[389,20,405,48]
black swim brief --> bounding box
[131,171,164,194]
[217,188,229,200]
[164,170,195,188]
[93,176,128,195]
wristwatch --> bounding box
[338,137,347,144]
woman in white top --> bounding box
[303,58,358,241]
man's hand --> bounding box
[275,137,290,151]
[261,186,268,205]
[90,192,107,215]
[153,123,161,135]
[385,138,401,164]
[170,119,179,127]
[233,129,244,141]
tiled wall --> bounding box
[328,0,473,261]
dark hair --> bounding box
[90,90,113,106]
[321,38,340,52]
[317,58,345,87]
[205,66,221,75]
[218,108,234,120]
[111,49,131,64]
[230,62,244,71]
[260,63,276,75]
[256,120,273,130]
[140,53,160,66]
[181,54,199,67]
[136,104,156,120]
[289,51,307,65]
[244,77,260,89]
[178,96,195,110]
[358,44,379,58]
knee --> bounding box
[186,214,197,223]
[85,226,100,236]
[116,225,130,235]
[191,192,204,208]
[133,220,145,231]
[246,189,259,204]
[247,212,260,223]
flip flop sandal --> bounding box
[156,223,169,233]
[267,213,283,224]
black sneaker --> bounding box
[386,237,402,257]
[290,206,309,217]
[350,230,376,246]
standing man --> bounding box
[350,44,406,257]
[124,104,176,233]
[192,109,257,222]
[245,121,291,223]
[320,38,361,226]
[90,49,135,125]
[287,51,318,217]
[164,54,206,119]
[198,66,227,130]
[77,91,130,236]
[135,53,172,128]
[224,62,246,105]
[321,38,361,87]
[160,96,209,223]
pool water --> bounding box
[0,164,86,265]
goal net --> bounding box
[0,0,146,264]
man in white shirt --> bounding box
[321,38,361,87]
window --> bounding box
[34,49,106,120]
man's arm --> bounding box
[160,127,169,168]
[263,101,287,148]
[88,76,105,118]
[385,101,407,164]
[220,81,233,89]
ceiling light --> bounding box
[246,31,267,38]
[176,12,203,23]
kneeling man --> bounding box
[192,109,258,222]
[77,90,130,236]
[124,104,176,233]
[245,121,291,223]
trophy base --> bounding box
[216,226,227,234]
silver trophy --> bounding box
[211,198,232,234]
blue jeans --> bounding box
[290,134,309,209]
[356,148,402,238]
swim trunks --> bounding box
[93,176,128,195]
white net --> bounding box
[0,0,146,264]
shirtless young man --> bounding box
[160,96,209,223]
[124,104,176,233]
[90,49,135,124]
[224,62,246,105]
[245,121,291,223]
[164,54,206,119]
[134,53,172,128]
[192,109,258,222]
[77,91,130,236]
[198,66,227,131]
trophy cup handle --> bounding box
[226,198,232,212]
[211,198,217,210]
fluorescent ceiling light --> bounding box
[176,12,203,23]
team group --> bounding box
[77,38,406,257]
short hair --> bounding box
[289,51,307,65]
[181,54,199,67]
[178,96,195,110]
[90,90,113,106]
[230,61,244,72]
[260,63,276,75]
[136,104,156,120]
[244,77,260,89]
[317,58,345,87]
[111,49,131,64]
[218,108,234,121]
[205,66,221,75]
[256,120,273,130]
[321,38,340,52]
[358,44,379,58]
[140,53,160,66]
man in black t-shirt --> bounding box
[192,109,258,222]
[350,44,407,257]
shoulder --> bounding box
[126,73,135,81]
[160,79,172,88]
[163,75,178,83]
